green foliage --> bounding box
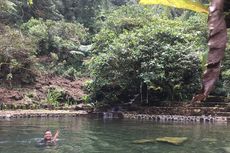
[220,38,230,98]
[59,0,102,32]
[21,18,87,54]
[88,5,207,104]
[0,1,219,106]
[14,0,104,33]
[21,18,88,78]
[0,0,18,24]
[93,5,157,54]
[82,95,91,103]
[28,0,33,5]
[0,0,16,13]
[222,70,230,97]
[45,87,77,107]
[0,26,37,86]
[46,88,62,107]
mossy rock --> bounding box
[156,137,188,145]
[132,139,155,144]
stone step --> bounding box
[123,113,230,122]
[201,102,230,107]
[216,112,230,116]
[205,96,226,102]
[147,101,230,107]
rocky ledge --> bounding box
[0,110,88,119]
[1,108,230,123]
[123,113,229,122]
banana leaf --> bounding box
[139,0,208,14]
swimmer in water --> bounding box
[42,129,59,145]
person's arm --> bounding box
[53,130,59,141]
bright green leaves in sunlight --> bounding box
[28,0,33,5]
[139,0,209,14]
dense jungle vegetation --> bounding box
[0,0,230,108]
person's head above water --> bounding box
[44,129,52,141]
[43,129,59,142]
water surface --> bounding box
[0,117,230,153]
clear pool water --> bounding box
[0,117,230,153]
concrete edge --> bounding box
[0,110,88,119]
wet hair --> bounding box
[44,129,51,134]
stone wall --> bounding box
[123,113,229,123]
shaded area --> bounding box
[224,1,230,28]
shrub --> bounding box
[21,18,87,55]
[21,18,88,78]
[87,5,207,105]
[45,87,77,107]
[46,88,62,107]
[0,26,37,86]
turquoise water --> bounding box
[0,117,230,153]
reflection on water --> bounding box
[0,117,230,153]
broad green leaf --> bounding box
[139,0,209,14]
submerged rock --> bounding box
[156,137,188,145]
[75,103,94,111]
[222,147,230,153]
[132,139,155,144]
[201,138,217,142]
[62,145,74,151]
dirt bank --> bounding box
[0,75,87,106]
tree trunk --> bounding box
[192,0,227,102]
